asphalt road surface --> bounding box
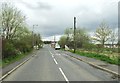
[3,45,116,81]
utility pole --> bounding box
[73,17,76,53]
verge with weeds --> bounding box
[69,50,120,65]
[1,50,33,68]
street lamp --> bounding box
[32,24,38,48]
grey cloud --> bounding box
[34,24,65,37]
[16,0,118,39]
[75,5,118,32]
[20,1,52,10]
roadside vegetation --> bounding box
[2,51,33,67]
[0,3,43,67]
[70,50,119,65]
[59,22,119,65]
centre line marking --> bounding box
[49,51,54,57]
[52,55,54,58]
[49,51,53,55]
[53,58,58,64]
[59,68,69,83]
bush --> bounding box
[2,40,17,59]
[2,39,33,59]
[13,40,32,53]
[82,43,97,51]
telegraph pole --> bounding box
[74,17,76,53]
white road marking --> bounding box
[59,68,69,83]
[49,51,54,58]
[53,58,58,64]
[52,55,54,58]
[50,50,69,82]
[56,54,61,56]
[0,56,32,81]
[49,51,53,55]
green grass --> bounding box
[60,48,65,51]
[70,50,120,65]
[1,50,33,68]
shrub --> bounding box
[2,40,17,59]
[12,39,33,53]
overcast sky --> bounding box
[3,0,119,41]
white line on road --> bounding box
[52,55,54,58]
[49,51,54,58]
[49,51,53,55]
[59,68,69,83]
[0,56,32,81]
[49,50,69,82]
[53,58,58,64]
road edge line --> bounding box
[65,53,120,78]
[0,54,35,81]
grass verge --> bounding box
[1,50,33,68]
[69,50,120,65]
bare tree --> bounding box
[93,22,112,46]
[110,30,118,48]
[1,3,26,40]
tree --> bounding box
[14,25,30,40]
[75,28,90,48]
[1,3,26,40]
[64,28,73,46]
[64,28,72,37]
[58,36,67,48]
[61,28,90,49]
[1,3,43,59]
[34,33,43,47]
[93,22,112,46]
[110,30,118,48]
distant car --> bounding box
[55,43,60,50]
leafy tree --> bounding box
[1,3,43,59]
[58,36,67,48]
[34,33,43,48]
[64,28,73,46]
[44,41,51,44]
[1,3,26,39]
[75,28,90,48]
[60,28,90,49]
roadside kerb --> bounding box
[0,54,36,81]
[65,52,120,78]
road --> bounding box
[3,45,116,81]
